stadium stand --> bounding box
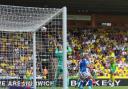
[0,28,128,79]
[67,28,128,79]
[0,32,33,79]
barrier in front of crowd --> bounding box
[0,79,128,87]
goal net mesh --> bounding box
[0,5,65,89]
[0,5,60,32]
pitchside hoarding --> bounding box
[69,79,128,86]
[0,79,128,87]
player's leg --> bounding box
[79,80,84,89]
[78,71,91,89]
[52,65,63,89]
[77,79,84,89]
[91,70,96,86]
[86,70,95,89]
[111,73,115,87]
[52,66,59,89]
[77,72,84,89]
[110,69,115,87]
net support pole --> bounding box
[63,7,68,89]
[33,32,37,89]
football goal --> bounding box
[0,5,67,89]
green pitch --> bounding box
[37,86,128,89]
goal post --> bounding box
[62,7,68,89]
[33,32,37,89]
[0,5,67,89]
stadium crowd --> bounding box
[67,28,128,79]
[0,32,33,79]
[0,27,128,79]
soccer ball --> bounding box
[41,26,47,32]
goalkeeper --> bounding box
[54,44,72,79]
[53,40,72,85]
[110,57,116,87]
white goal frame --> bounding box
[0,5,67,89]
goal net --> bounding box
[0,5,67,89]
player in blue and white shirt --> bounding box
[79,54,91,78]
[77,54,92,89]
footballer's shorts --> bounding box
[57,65,63,74]
[79,71,91,79]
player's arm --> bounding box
[86,60,91,69]
[53,39,59,54]
[67,46,72,53]
[55,47,59,54]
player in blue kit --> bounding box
[77,54,92,89]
